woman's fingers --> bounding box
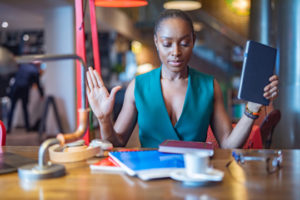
[264,90,277,99]
[93,69,105,88]
[268,86,278,94]
[87,66,106,89]
[264,86,279,99]
[88,67,98,88]
[86,70,94,92]
[109,86,122,102]
[264,74,279,92]
[264,80,279,92]
[86,83,91,94]
[86,67,111,99]
[269,74,279,82]
[262,74,279,100]
[265,92,278,99]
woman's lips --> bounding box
[168,60,183,66]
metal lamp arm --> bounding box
[15,54,87,108]
[15,54,89,145]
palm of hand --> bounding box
[87,86,113,119]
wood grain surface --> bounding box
[1,146,300,200]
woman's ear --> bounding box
[154,35,158,49]
[154,35,159,53]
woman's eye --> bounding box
[181,42,190,47]
[162,43,171,47]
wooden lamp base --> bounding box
[49,144,101,163]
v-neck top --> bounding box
[134,67,214,148]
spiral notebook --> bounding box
[238,40,277,105]
[108,150,184,181]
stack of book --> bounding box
[90,140,214,181]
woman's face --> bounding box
[154,17,194,72]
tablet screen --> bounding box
[0,152,36,174]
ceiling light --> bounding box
[23,34,30,41]
[225,0,250,16]
[95,0,148,7]
[1,21,8,29]
[163,0,202,11]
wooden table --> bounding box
[1,146,300,200]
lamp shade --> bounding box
[164,0,202,11]
[95,0,148,7]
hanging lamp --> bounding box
[163,0,202,11]
[95,0,148,7]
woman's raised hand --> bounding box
[263,75,279,100]
[86,67,122,121]
[247,74,279,112]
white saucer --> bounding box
[170,168,224,184]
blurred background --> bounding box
[0,0,299,148]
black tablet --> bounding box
[0,152,36,174]
[238,40,277,105]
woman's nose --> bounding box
[171,45,181,56]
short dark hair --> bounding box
[154,9,195,36]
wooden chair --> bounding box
[0,120,6,146]
[260,109,281,149]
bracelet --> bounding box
[244,110,259,119]
[245,104,260,115]
[244,104,260,119]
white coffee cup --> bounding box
[184,152,209,176]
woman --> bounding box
[86,10,279,148]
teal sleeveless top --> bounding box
[134,67,214,148]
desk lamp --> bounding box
[0,0,149,181]
[0,47,92,180]
[17,54,92,180]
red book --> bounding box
[90,157,124,172]
[90,149,138,172]
[158,140,214,156]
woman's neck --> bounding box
[161,66,188,81]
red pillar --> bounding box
[75,0,89,144]
[89,0,101,74]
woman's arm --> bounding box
[113,80,137,146]
[211,75,279,148]
[210,79,236,148]
[86,67,137,147]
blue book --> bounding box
[108,150,184,180]
[238,40,277,105]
